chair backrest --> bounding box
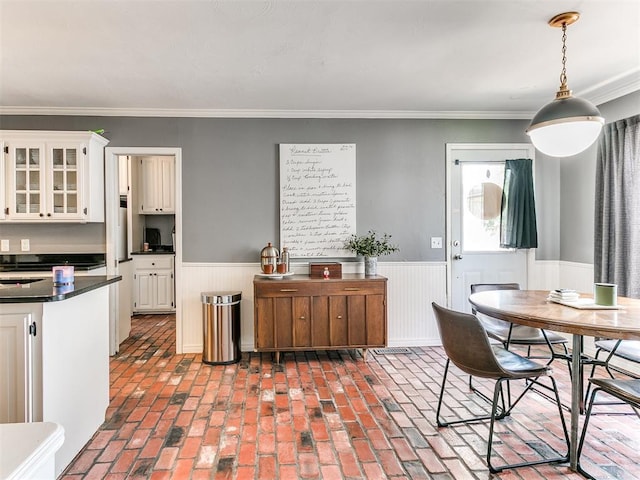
[432,302,506,379]
[470,283,520,314]
[470,283,520,294]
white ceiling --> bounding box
[1,0,639,118]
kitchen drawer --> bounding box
[321,280,386,296]
[133,255,173,270]
[254,281,317,297]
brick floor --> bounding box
[60,314,640,479]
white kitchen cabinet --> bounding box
[133,254,175,312]
[1,130,109,222]
[0,311,34,424]
[139,156,175,214]
[0,140,5,221]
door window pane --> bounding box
[16,148,27,166]
[462,163,507,252]
[29,149,39,165]
[67,171,77,191]
[53,171,64,191]
[68,194,77,213]
[29,171,40,190]
[66,149,77,167]
[16,171,26,191]
[16,194,27,213]
[53,148,64,167]
[29,194,40,213]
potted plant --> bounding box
[344,230,399,276]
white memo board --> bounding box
[279,144,356,257]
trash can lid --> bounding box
[201,291,242,304]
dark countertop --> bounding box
[0,253,106,273]
[0,275,121,304]
[131,251,175,255]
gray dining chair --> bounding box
[584,339,640,407]
[470,283,569,360]
[432,302,569,473]
[469,283,573,407]
[577,378,640,479]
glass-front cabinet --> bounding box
[1,131,109,222]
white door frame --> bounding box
[105,147,183,354]
[445,143,536,307]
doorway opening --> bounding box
[105,147,183,355]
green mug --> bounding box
[594,283,617,306]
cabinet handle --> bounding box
[280,289,298,292]
[300,316,306,320]
[337,315,343,319]
[344,287,361,291]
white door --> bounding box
[447,144,534,312]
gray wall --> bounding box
[2,115,557,262]
[559,90,640,264]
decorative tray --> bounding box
[547,297,623,310]
[255,272,295,280]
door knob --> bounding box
[453,254,463,260]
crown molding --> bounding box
[0,106,535,120]
[580,68,640,107]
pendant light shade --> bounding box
[527,96,604,157]
[526,12,605,157]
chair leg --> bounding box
[487,376,569,474]
[437,359,498,427]
[468,374,509,416]
[576,387,601,480]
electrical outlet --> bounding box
[0,239,9,252]
[431,237,443,249]
[21,239,30,251]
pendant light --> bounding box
[526,12,604,157]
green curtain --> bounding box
[500,158,538,249]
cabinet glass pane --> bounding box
[16,148,27,166]
[54,193,64,213]
[29,171,40,190]
[53,171,64,191]
[67,171,77,191]
[16,194,27,213]
[66,149,77,167]
[29,194,40,213]
[53,148,64,167]
[68,194,77,213]
[29,149,39,166]
[16,171,26,191]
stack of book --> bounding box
[548,289,580,302]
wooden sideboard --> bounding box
[253,274,387,362]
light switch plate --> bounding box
[431,237,443,249]
[0,239,9,252]
[21,239,30,251]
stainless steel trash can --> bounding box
[201,291,241,365]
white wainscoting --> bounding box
[178,259,594,354]
[179,261,448,353]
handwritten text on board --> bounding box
[279,144,356,257]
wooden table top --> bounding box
[468,289,640,340]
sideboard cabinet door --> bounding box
[254,275,387,361]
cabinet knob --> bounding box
[300,316,305,320]
[152,262,155,266]
[47,213,51,217]
[337,315,343,319]
[39,213,44,217]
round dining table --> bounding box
[468,289,640,472]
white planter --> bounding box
[364,256,378,276]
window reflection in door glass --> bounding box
[462,163,507,252]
